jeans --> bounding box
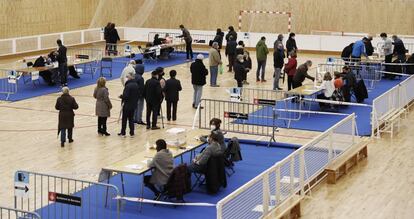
[256,59,267,80]
[60,128,73,143]
[97,117,107,133]
[146,102,160,128]
[192,85,203,107]
[58,62,68,85]
[121,109,135,135]
[134,98,145,123]
[210,66,218,86]
[166,100,178,121]
[273,67,281,90]
[185,41,193,59]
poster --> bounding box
[14,171,29,198]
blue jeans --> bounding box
[60,128,72,143]
[273,67,281,90]
[193,85,203,107]
[134,97,145,122]
[210,66,218,86]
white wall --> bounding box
[122,27,414,53]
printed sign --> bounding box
[224,112,249,120]
[14,171,29,198]
[31,71,39,81]
[155,48,161,56]
[254,98,276,105]
[229,87,241,102]
[48,192,81,207]
[7,70,17,84]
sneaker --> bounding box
[117,133,126,138]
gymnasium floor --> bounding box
[1,49,413,218]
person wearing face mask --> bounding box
[286,33,298,58]
[293,60,314,89]
[273,34,285,90]
[118,72,139,137]
[144,71,163,130]
[188,132,223,173]
[380,33,393,74]
[200,118,226,152]
[144,139,174,199]
[120,60,136,87]
[234,54,246,88]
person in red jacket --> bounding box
[284,52,298,90]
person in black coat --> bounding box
[164,70,182,121]
[108,23,120,55]
[392,35,407,62]
[191,54,208,109]
[213,28,224,49]
[233,55,246,87]
[56,39,68,86]
[286,33,298,57]
[293,61,314,88]
[104,22,111,52]
[340,66,356,102]
[55,87,78,147]
[144,71,163,129]
[118,72,139,137]
[225,26,237,43]
[225,36,237,72]
[407,53,414,74]
[33,56,54,86]
[341,43,354,61]
[134,60,146,125]
[364,36,374,56]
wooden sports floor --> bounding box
[0,50,413,218]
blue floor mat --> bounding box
[235,77,407,136]
[34,140,332,219]
[1,52,207,101]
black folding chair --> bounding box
[100,57,113,77]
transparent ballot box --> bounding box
[165,128,187,148]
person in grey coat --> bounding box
[188,132,224,173]
[94,77,112,136]
[144,139,174,197]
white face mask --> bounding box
[210,125,216,131]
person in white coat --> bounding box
[316,72,335,109]
[120,60,136,86]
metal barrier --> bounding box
[317,63,382,89]
[371,74,414,138]
[0,206,41,219]
[240,87,287,104]
[0,69,19,100]
[197,99,278,143]
[148,32,216,45]
[216,114,357,219]
[13,170,120,219]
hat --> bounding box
[196,54,204,60]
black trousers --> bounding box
[146,102,160,128]
[185,41,193,59]
[287,75,294,90]
[317,93,329,107]
[166,100,178,121]
[384,54,393,73]
[236,79,243,88]
[98,117,108,133]
[228,54,236,71]
[144,175,160,196]
[121,109,135,135]
[342,86,352,102]
[292,81,302,89]
[58,63,68,85]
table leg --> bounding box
[139,174,145,212]
[105,171,111,208]
[121,173,125,196]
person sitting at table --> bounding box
[188,132,223,173]
[144,139,174,198]
[33,56,55,86]
[316,72,335,109]
[164,33,173,44]
[200,118,226,151]
[333,71,344,89]
[153,34,165,46]
[292,60,314,89]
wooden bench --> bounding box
[266,195,303,219]
[377,108,405,138]
[325,138,370,184]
